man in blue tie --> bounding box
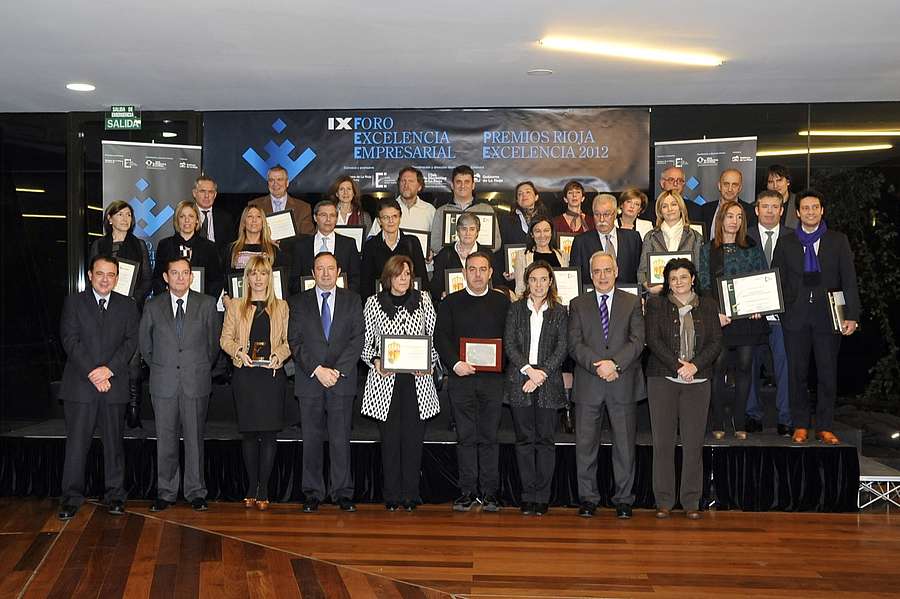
[568,251,645,519]
[288,251,365,512]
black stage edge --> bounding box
[1,421,859,512]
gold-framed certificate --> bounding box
[189,266,205,294]
[553,267,582,307]
[444,268,467,295]
[648,252,693,285]
[557,233,576,259]
[460,337,502,372]
[335,225,365,253]
[504,243,526,275]
[301,273,347,292]
[401,228,429,259]
[380,335,432,373]
[718,268,785,320]
[113,257,139,297]
[266,209,297,241]
[441,212,495,247]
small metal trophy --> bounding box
[249,341,271,367]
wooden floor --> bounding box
[2,498,899,598]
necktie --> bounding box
[98,298,107,322]
[175,298,185,339]
[599,294,610,341]
[318,236,329,254]
[764,230,774,266]
[321,291,332,341]
[604,234,617,260]
[200,210,210,239]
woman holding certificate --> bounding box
[361,255,440,511]
[698,200,768,440]
[637,191,703,295]
[645,258,722,519]
[513,218,569,298]
[152,200,224,298]
[503,261,568,516]
[220,255,290,510]
[328,175,372,236]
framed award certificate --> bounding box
[553,267,581,307]
[444,268,467,295]
[827,290,846,333]
[557,233,576,259]
[376,277,421,293]
[718,268,785,320]
[504,243,526,275]
[401,228,430,259]
[189,266,205,294]
[228,274,244,298]
[648,252,693,285]
[266,209,298,241]
[301,273,347,292]
[113,257,139,297]
[460,337,502,372]
[335,225,365,253]
[689,221,707,241]
[441,212,495,248]
[380,335,432,373]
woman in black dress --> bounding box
[220,255,291,510]
[152,200,224,298]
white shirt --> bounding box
[369,195,436,236]
[382,231,400,251]
[759,223,782,323]
[522,298,548,372]
[170,290,188,317]
[315,286,336,318]
[200,208,215,242]
[92,289,111,307]
[465,286,490,298]
[271,194,287,213]
[598,228,618,256]
[314,231,336,254]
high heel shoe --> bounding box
[712,431,725,440]
[256,500,270,511]
[243,498,257,509]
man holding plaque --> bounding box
[435,251,511,512]
[569,194,641,285]
[430,165,502,255]
[568,251,645,519]
[58,256,140,520]
[772,190,859,445]
[291,199,361,294]
[249,165,314,237]
[289,251,365,512]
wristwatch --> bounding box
[612,361,622,374]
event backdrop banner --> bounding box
[653,136,757,205]
[203,108,649,194]
[102,141,202,263]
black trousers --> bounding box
[379,375,425,503]
[783,327,842,430]
[711,345,757,432]
[300,392,354,501]
[448,374,503,496]
[510,403,558,504]
[61,400,127,507]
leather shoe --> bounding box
[191,498,209,512]
[303,498,320,513]
[520,502,534,515]
[615,503,632,519]
[58,504,78,520]
[577,502,596,518]
[108,500,125,516]
[745,417,763,433]
[534,503,549,516]
[777,423,794,436]
[792,427,809,443]
[655,508,671,519]
[150,499,173,512]
[686,510,703,520]
[385,501,400,511]
[256,500,269,511]
[816,430,841,445]
[338,498,357,512]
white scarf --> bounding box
[660,219,684,251]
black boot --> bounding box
[125,379,142,429]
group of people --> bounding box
[58,161,860,522]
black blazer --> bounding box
[198,205,236,255]
[290,233,361,295]
[360,233,428,299]
[771,228,860,332]
[645,294,723,380]
[746,223,794,268]
[60,290,139,404]
[152,233,224,299]
[288,287,365,397]
[569,228,641,285]
[503,299,568,409]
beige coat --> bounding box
[220,298,291,367]
[513,248,569,298]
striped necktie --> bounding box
[599,294,610,341]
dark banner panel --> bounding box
[203,108,649,194]
[654,136,757,205]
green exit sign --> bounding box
[105,105,142,130]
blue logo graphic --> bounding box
[686,176,699,191]
[129,179,174,237]
[242,118,316,182]
[694,194,707,205]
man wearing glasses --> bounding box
[659,165,701,222]
[360,198,428,298]
[569,194,642,285]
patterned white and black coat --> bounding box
[361,290,441,422]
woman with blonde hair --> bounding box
[637,190,703,295]
[226,205,286,274]
[152,200,223,297]
[220,255,291,510]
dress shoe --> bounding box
[816,430,841,445]
[734,431,748,440]
[577,502,596,518]
[792,427,809,443]
[453,493,479,512]
[58,504,78,520]
[150,499,173,512]
[337,498,357,512]
[256,500,269,511]
[520,502,535,515]
[191,498,209,512]
[745,417,763,433]
[303,498,321,513]
[655,508,671,519]
[712,430,726,440]
[616,503,633,519]
[481,495,501,512]
[534,503,549,516]
[404,501,417,512]
[686,510,703,520]
[108,500,125,516]
[243,497,257,509]
[777,423,794,436]
[385,501,400,511]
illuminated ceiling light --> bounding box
[88,205,104,211]
[15,187,45,193]
[88,232,103,237]
[538,36,724,67]
[757,144,892,157]
[66,82,96,92]
[799,129,900,137]
[22,213,66,219]
[162,131,177,138]
[527,68,553,76]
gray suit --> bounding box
[568,289,645,506]
[139,290,221,502]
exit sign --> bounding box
[105,105,142,130]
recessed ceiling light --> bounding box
[66,82,96,92]
[539,36,724,67]
[527,68,553,76]
[162,132,177,138]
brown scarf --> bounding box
[668,292,699,362]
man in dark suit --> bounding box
[139,257,221,512]
[699,169,743,240]
[772,190,860,445]
[288,252,365,513]
[248,165,314,236]
[569,193,641,285]
[192,174,235,254]
[568,251,645,519]
[746,190,794,435]
[58,256,140,520]
[291,199,361,294]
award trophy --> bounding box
[249,341,271,367]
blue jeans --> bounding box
[746,321,792,426]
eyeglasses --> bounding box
[662,177,685,184]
